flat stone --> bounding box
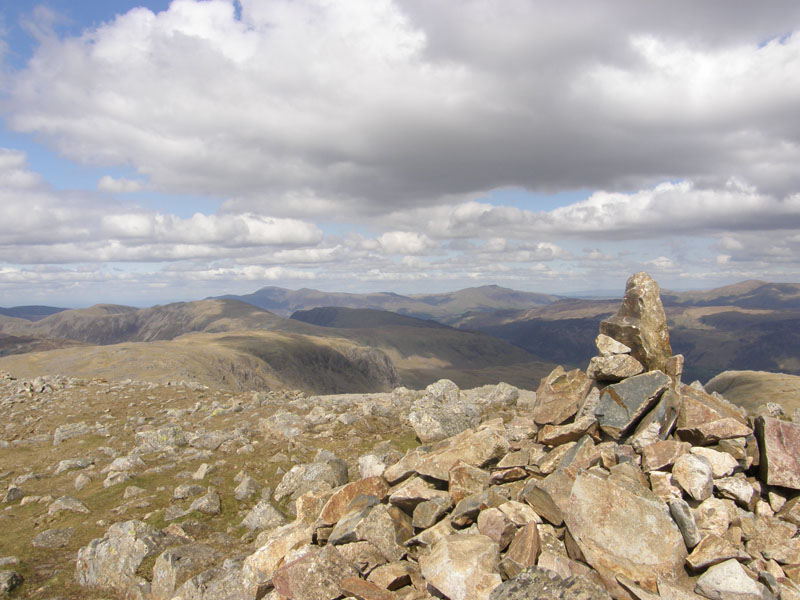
[532,366,592,426]
[596,333,632,356]
[449,463,491,505]
[419,534,502,600]
[174,483,205,500]
[595,371,671,440]
[367,561,416,590]
[489,566,612,600]
[685,534,745,570]
[53,421,91,445]
[695,558,776,600]
[388,476,448,512]
[414,427,509,482]
[565,469,687,597]
[353,504,412,563]
[272,545,358,600]
[322,477,390,525]
[55,458,93,475]
[329,495,382,546]
[233,475,259,501]
[537,416,597,446]
[756,416,800,490]
[693,497,731,538]
[520,470,575,527]
[599,272,673,372]
[672,454,714,502]
[412,496,453,529]
[631,387,683,444]
[340,576,395,600]
[498,500,541,526]
[676,385,751,445]
[690,447,739,478]
[586,354,644,382]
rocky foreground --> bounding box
[2,272,800,600]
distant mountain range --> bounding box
[1,279,799,391]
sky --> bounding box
[1,0,800,307]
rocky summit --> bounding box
[2,272,800,600]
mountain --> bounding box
[0,305,67,321]
[705,370,800,415]
[0,299,553,392]
[213,284,558,322]
[662,280,800,309]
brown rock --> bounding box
[241,521,313,593]
[532,366,593,426]
[477,507,516,550]
[499,522,540,579]
[341,576,396,600]
[272,545,358,600]
[151,544,221,600]
[641,440,691,473]
[693,497,731,539]
[538,416,597,446]
[599,272,672,372]
[685,534,746,570]
[388,476,449,513]
[336,541,388,576]
[489,566,612,600]
[498,500,541,526]
[586,354,644,382]
[419,534,502,600]
[676,385,750,445]
[565,469,687,596]
[672,453,714,502]
[320,477,390,525]
[414,428,509,482]
[520,469,575,526]
[596,333,632,356]
[367,561,417,591]
[448,463,491,505]
[411,496,453,529]
[756,416,800,490]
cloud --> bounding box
[378,231,436,255]
[97,175,148,193]
[5,0,800,217]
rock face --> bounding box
[599,272,672,372]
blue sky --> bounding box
[1,1,800,307]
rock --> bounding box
[174,484,206,500]
[596,334,632,356]
[520,470,575,527]
[259,411,305,439]
[672,454,714,502]
[419,534,502,600]
[151,544,221,600]
[755,416,800,490]
[714,476,756,509]
[565,469,687,597]
[587,354,644,382]
[595,371,671,440]
[189,492,221,515]
[500,522,541,579]
[32,527,75,549]
[241,521,313,593]
[54,457,93,475]
[351,504,412,563]
[490,566,611,600]
[690,447,738,478]
[676,385,751,445]
[48,495,90,515]
[448,463,491,505]
[241,499,287,531]
[321,476,390,525]
[0,570,23,594]
[335,541,387,576]
[3,486,23,503]
[630,387,682,445]
[367,561,416,590]
[412,496,453,529]
[685,534,746,570]
[75,520,172,596]
[599,272,673,372]
[477,507,517,550]
[192,463,215,480]
[693,497,731,538]
[173,558,248,600]
[537,416,597,446]
[642,440,691,473]
[273,450,348,507]
[408,407,475,444]
[669,498,702,549]
[452,490,505,528]
[233,475,259,501]
[414,427,509,482]
[532,366,593,426]
[53,421,91,445]
[387,476,446,513]
[695,558,776,599]
[272,545,358,600]
[135,425,187,452]
[340,576,395,600]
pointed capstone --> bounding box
[600,272,673,372]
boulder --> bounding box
[241,522,313,594]
[533,367,593,426]
[151,544,221,600]
[241,499,287,531]
[413,427,509,482]
[755,416,800,490]
[599,272,672,372]
[671,454,714,502]
[565,470,687,597]
[595,371,671,440]
[32,528,74,549]
[320,476,390,525]
[272,545,358,600]
[419,534,502,600]
[695,558,776,600]
[273,450,348,507]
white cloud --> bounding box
[98,175,148,193]
[378,231,436,255]
[6,1,800,215]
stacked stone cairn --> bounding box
[75,272,800,600]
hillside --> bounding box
[0,305,67,321]
[0,300,553,392]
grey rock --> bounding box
[273,450,348,507]
[135,425,187,452]
[669,498,702,548]
[48,495,90,515]
[595,370,671,440]
[241,499,287,531]
[53,421,91,445]
[672,453,714,502]
[533,366,593,426]
[234,475,259,501]
[189,492,221,515]
[151,544,221,600]
[3,485,23,503]
[596,334,632,356]
[489,566,612,600]
[0,570,23,594]
[695,558,776,600]
[174,484,206,500]
[54,458,93,475]
[586,354,644,382]
[32,527,75,549]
